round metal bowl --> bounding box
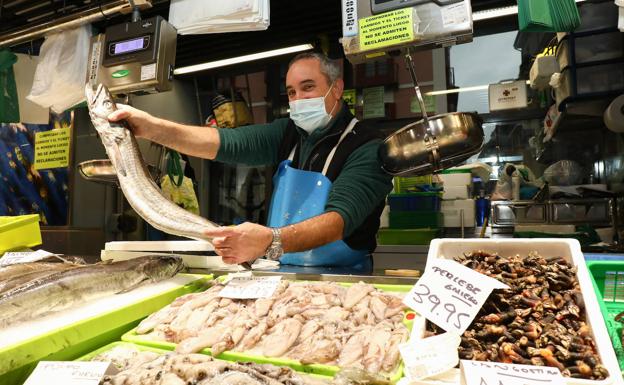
[78,159,160,185]
[380,112,484,176]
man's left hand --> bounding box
[203,222,273,265]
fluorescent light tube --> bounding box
[173,43,314,75]
[426,80,531,96]
[473,0,586,21]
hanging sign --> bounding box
[403,258,508,334]
[359,8,414,51]
[34,127,70,170]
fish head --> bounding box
[85,83,127,142]
[142,255,186,280]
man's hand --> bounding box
[204,223,273,265]
[108,103,161,140]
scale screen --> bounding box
[109,36,150,56]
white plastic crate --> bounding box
[415,238,621,385]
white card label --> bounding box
[400,332,461,380]
[140,63,156,81]
[341,0,358,37]
[219,275,282,299]
[441,3,469,27]
[23,361,118,385]
[0,249,58,266]
[460,360,565,385]
[403,258,508,334]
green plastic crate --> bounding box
[0,274,211,385]
[122,281,418,383]
[0,214,41,255]
[587,260,624,371]
[389,210,442,229]
[378,228,439,245]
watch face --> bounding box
[266,246,283,260]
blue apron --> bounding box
[267,118,370,270]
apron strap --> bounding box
[322,118,358,176]
[287,145,297,161]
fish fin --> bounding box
[111,145,127,177]
[116,278,148,294]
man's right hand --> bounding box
[107,104,160,140]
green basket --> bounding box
[378,228,439,245]
[122,281,417,383]
[0,214,41,255]
[389,211,442,229]
[393,175,432,193]
[586,260,624,371]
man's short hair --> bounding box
[288,52,341,85]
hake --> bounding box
[85,83,219,241]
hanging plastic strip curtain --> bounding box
[169,0,270,34]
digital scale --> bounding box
[87,15,177,94]
[341,0,473,64]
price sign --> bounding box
[460,360,565,385]
[219,275,282,299]
[403,258,508,334]
[23,361,118,385]
[0,249,58,266]
[400,332,461,380]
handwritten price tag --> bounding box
[460,360,565,385]
[219,275,282,299]
[23,361,118,385]
[400,332,461,380]
[403,258,508,334]
[0,249,58,266]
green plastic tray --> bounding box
[587,260,624,371]
[0,273,212,385]
[389,211,442,229]
[122,280,417,383]
[78,341,333,381]
[378,228,439,245]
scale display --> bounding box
[109,36,150,56]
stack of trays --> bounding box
[378,192,441,245]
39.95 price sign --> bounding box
[403,258,508,334]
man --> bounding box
[108,52,392,270]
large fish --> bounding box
[84,83,219,241]
[0,255,184,328]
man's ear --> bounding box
[333,78,345,99]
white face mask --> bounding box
[289,83,338,134]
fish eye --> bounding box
[104,101,112,109]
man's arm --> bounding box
[203,212,344,264]
[108,104,221,159]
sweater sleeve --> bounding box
[324,139,393,237]
[215,118,290,166]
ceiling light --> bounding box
[173,43,314,75]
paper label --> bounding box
[359,8,414,51]
[441,3,469,27]
[362,86,385,119]
[0,249,57,266]
[403,258,508,334]
[341,0,358,37]
[400,332,461,380]
[141,63,156,81]
[219,275,282,299]
[23,361,118,385]
[343,89,356,115]
[34,127,71,170]
[410,94,436,114]
[460,360,565,385]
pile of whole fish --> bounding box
[136,281,410,374]
[428,251,608,380]
[85,83,219,241]
[0,255,184,328]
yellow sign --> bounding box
[359,8,414,51]
[343,89,356,115]
[34,127,70,170]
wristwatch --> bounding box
[265,227,283,261]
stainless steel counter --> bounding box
[188,266,419,285]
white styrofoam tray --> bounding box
[417,238,621,385]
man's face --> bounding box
[285,58,344,118]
